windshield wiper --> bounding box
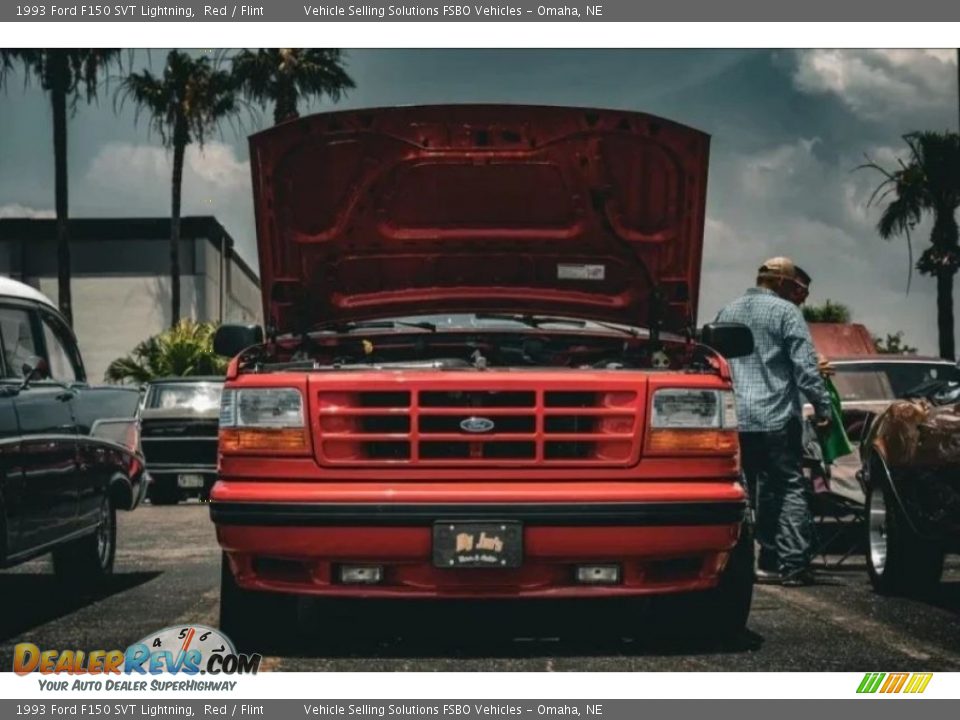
[474,313,639,338]
[318,319,437,333]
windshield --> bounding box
[146,382,223,412]
[832,362,960,401]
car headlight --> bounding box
[219,388,308,453]
[648,388,738,455]
[651,389,737,429]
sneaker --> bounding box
[781,567,816,586]
[755,568,781,584]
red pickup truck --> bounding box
[210,105,754,647]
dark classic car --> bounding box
[0,277,146,586]
[141,377,223,504]
[856,360,960,596]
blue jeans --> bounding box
[739,417,813,574]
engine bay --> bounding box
[241,327,717,375]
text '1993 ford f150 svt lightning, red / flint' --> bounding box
[209,105,756,647]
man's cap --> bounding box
[758,256,809,286]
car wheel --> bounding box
[866,471,943,596]
[656,520,754,642]
[53,495,116,589]
[219,553,294,652]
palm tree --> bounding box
[0,49,120,327]
[105,319,226,383]
[862,131,960,360]
[117,50,238,327]
[229,49,354,125]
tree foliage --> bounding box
[117,51,239,326]
[861,131,960,360]
[105,320,226,384]
[117,50,237,149]
[0,49,121,107]
[873,332,919,355]
[229,48,354,124]
[0,49,121,326]
[802,299,852,324]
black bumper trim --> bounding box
[209,500,746,527]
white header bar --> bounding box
[4,21,960,48]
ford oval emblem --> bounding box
[460,416,495,433]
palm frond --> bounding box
[858,129,960,300]
[115,50,239,149]
[104,320,227,383]
[230,48,355,124]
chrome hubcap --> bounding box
[96,498,112,567]
[868,486,888,574]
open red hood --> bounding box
[249,105,709,335]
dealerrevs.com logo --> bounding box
[13,625,260,691]
[857,672,933,694]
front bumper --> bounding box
[212,481,746,598]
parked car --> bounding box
[140,377,223,504]
[831,356,960,439]
[802,355,960,506]
[210,105,756,648]
[855,362,960,596]
[0,277,146,586]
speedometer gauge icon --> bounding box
[132,624,235,672]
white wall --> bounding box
[40,275,202,383]
[225,255,262,325]
[197,237,261,325]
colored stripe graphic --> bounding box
[904,673,933,694]
[857,673,885,693]
[880,673,909,693]
[857,672,932,694]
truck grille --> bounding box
[315,384,642,467]
[141,419,219,469]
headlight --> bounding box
[651,389,737,429]
[647,388,738,456]
[219,388,308,453]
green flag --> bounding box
[819,377,854,463]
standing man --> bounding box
[717,257,832,586]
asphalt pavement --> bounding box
[3,503,960,671]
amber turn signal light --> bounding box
[219,427,308,453]
[646,429,738,455]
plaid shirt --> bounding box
[716,287,832,432]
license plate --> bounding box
[433,521,522,568]
[177,474,205,489]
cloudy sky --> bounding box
[1,49,957,353]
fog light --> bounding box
[576,565,621,584]
[339,565,384,584]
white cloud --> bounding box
[740,137,821,198]
[0,203,54,219]
[701,136,947,355]
[792,50,957,123]
[86,141,250,199]
[83,141,255,259]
